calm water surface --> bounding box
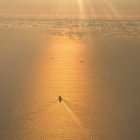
[0,18,140,140]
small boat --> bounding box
[58,96,62,102]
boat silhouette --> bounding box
[58,96,62,103]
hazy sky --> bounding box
[0,0,140,18]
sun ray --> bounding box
[103,0,122,19]
[85,1,97,19]
[77,0,85,18]
[33,0,124,20]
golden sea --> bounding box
[0,18,140,140]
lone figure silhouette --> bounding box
[58,96,62,103]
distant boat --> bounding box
[58,96,62,103]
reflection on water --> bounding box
[0,18,140,140]
[27,36,93,139]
